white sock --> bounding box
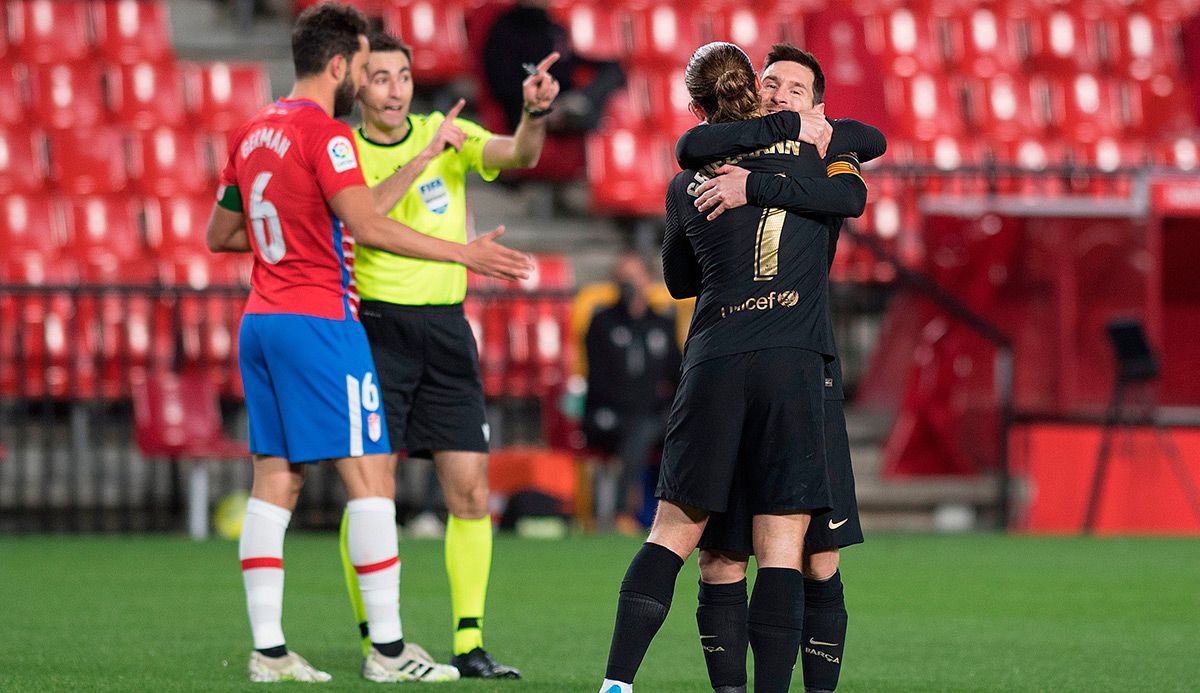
[346,496,403,645]
[239,498,291,650]
[600,679,633,693]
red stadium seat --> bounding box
[962,73,1052,143]
[944,5,1024,78]
[61,193,146,265]
[0,252,76,399]
[381,0,470,84]
[1,192,63,253]
[129,128,212,198]
[706,4,783,65]
[1122,75,1197,135]
[91,0,174,65]
[7,0,92,64]
[626,66,696,138]
[1152,135,1200,172]
[863,4,947,78]
[885,73,967,141]
[549,1,629,62]
[47,128,128,195]
[28,63,106,131]
[626,1,705,67]
[0,125,48,195]
[108,62,189,130]
[186,61,270,134]
[0,62,27,126]
[145,194,216,257]
[1047,73,1123,143]
[1023,7,1097,72]
[1116,10,1184,82]
[585,127,672,217]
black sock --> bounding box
[256,644,288,658]
[604,542,685,683]
[374,638,405,658]
[747,567,804,693]
[801,571,847,693]
[697,579,748,690]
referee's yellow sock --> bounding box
[445,514,492,655]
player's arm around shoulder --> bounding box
[481,52,560,171]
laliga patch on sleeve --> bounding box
[327,135,358,173]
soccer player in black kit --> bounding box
[598,42,869,693]
[674,44,887,693]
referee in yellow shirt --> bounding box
[339,32,558,679]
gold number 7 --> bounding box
[753,207,786,281]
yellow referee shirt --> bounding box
[354,112,500,305]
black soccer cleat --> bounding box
[450,647,521,679]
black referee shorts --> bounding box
[699,398,863,556]
[656,347,831,516]
[359,301,488,458]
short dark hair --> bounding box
[368,32,413,66]
[291,3,369,79]
[763,43,825,104]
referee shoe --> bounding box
[450,647,521,679]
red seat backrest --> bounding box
[8,0,92,64]
[131,369,226,458]
[47,127,128,195]
[28,63,106,132]
[91,0,174,65]
[108,62,189,131]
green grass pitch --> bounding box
[1,533,1197,691]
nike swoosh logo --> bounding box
[828,518,849,530]
[699,635,718,640]
[809,638,840,647]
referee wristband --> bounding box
[524,104,553,118]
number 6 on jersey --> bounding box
[250,171,287,264]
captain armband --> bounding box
[826,154,865,188]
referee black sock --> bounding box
[747,567,804,693]
[697,578,748,690]
[604,542,685,684]
[802,571,847,693]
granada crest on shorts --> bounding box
[368,412,382,442]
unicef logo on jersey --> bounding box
[419,176,450,215]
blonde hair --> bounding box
[684,42,758,123]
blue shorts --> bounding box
[239,313,391,463]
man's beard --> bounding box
[333,72,356,118]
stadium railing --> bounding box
[0,281,580,534]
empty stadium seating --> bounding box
[185,61,270,134]
[92,0,175,65]
[0,126,47,195]
[107,62,189,130]
[47,128,129,195]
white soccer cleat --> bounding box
[248,650,332,682]
[361,643,461,682]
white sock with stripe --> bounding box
[347,496,403,646]
[239,498,291,651]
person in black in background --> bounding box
[674,44,887,693]
[598,42,870,693]
[584,253,682,534]
[482,0,625,133]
